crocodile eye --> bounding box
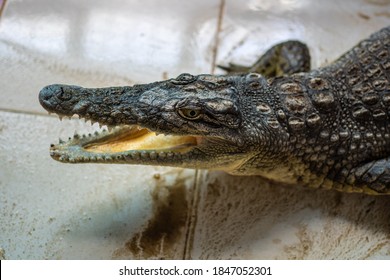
[172,73,196,85]
[178,108,202,120]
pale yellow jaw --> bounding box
[84,126,198,153]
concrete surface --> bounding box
[0,0,389,259]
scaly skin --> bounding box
[39,26,390,194]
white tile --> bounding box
[191,172,390,259]
[0,0,221,113]
[0,0,217,259]
[0,111,196,259]
[216,0,390,72]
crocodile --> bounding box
[39,26,390,195]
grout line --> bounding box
[0,107,54,118]
[0,0,7,20]
[210,0,226,74]
[182,169,201,260]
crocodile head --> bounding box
[39,73,289,175]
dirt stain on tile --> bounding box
[0,247,5,260]
[366,0,390,5]
[357,12,370,20]
[113,177,191,259]
[272,238,282,245]
[0,0,6,19]
[375,11,390,17]
[283,224,313,259]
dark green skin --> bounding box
[39,26,390,194]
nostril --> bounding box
[39,86,54,101]
[57,88,72,101]
[39,84,70,111]
[39,84,72,103]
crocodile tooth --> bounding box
[150,151,157,160]
[141,151,149,159]
[158,151,166,158]
[104,155,112,161]
[167,152,174,158]
[69,157,75,163]
[131,152,140,160]
[59,155,68,161]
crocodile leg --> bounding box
[219,40,311,77]
[342,158,390,194]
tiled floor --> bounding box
[1,0,390,259]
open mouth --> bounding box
[50,123,200,163]
[82,126,198,153]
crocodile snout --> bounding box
[39,84,63,110]
[39,84,84,114]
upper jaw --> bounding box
[39,84,140,126]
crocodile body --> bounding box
[39,26,390,194]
